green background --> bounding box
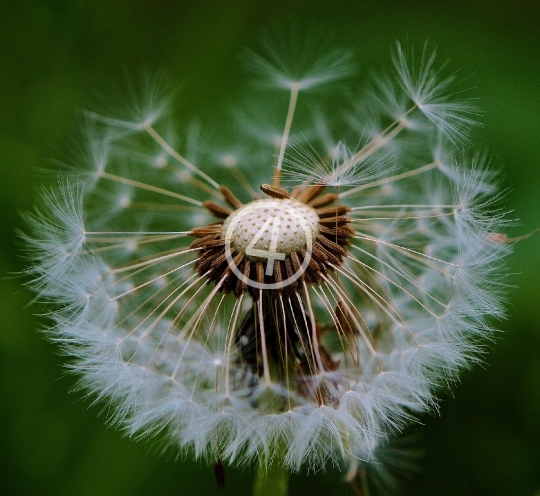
[1,1,539,495]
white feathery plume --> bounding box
[281,139,392,187]
[245,30,355,91]
[392,41,481,144]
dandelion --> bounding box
[24,39,509,493]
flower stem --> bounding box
[253,463,290,496]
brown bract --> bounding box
[189,184,354,299]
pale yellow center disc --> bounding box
[221,198,319,262]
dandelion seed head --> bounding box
[24,37,510,482]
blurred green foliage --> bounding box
[1,1,539,495]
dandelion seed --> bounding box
[24,38,510,492]
[282,140,391,187]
